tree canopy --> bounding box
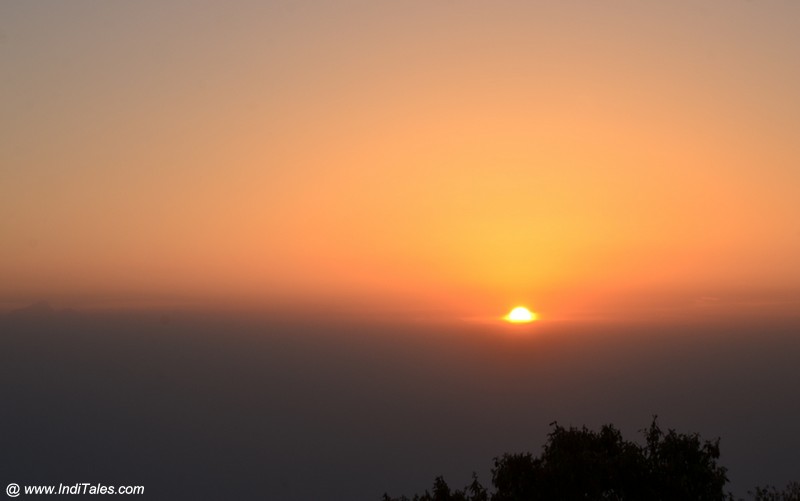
[382,418,782,501]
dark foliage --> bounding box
[382,473,487,501]
[384,418,735,501]
[750,482,800,501]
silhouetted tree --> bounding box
[383,418,734,501]
[383,473,487,501]
[491,422,651,500]
[642,418,728,500]
[750,482,800,501]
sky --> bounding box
[2,1,800,322]
[2,3,800,499]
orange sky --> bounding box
[2,1,799,321]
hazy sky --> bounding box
[2,1,800,321]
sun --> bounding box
[504,306,537,323]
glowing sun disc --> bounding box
[505,306,536,323]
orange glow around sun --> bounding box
[505,306,537,323]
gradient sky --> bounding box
[2,1,800,321]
